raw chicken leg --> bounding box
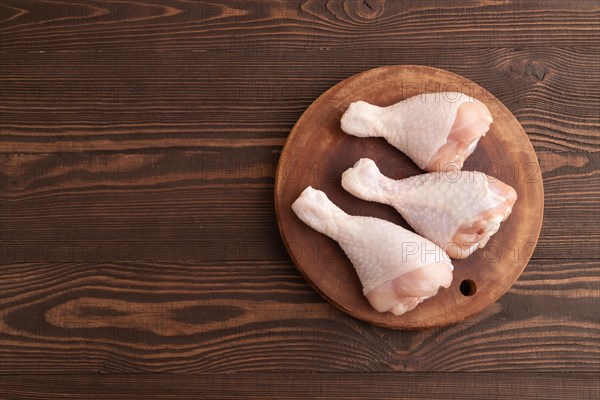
[342,158,517,259]
[340,92,493,171]
[292,186,453,316]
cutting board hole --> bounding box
[460,279,477,296]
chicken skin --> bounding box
[340,92,493,172]
[292,187,453,316]
[342,158,517,259]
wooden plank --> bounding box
[0,0,598,52]
[0,373,599,399]
[536,151,600,259]
[1,260,598,373]
[1,150,597,262]
[1,47,598,154]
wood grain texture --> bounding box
[0,0,598,52]
[1,0,599,396]
[1,373,599,399]
[1,47,598,154]
[1,260,598,373]
[1,150,596,263]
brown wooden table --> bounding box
[1,1,599,398]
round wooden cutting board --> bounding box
[274,66,544,329]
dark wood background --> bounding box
[1,0,599,398]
